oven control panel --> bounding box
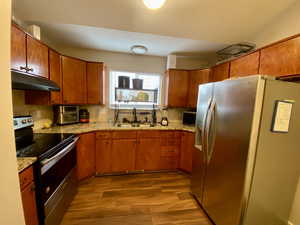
[13,116,34,130]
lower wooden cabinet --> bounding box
[19,166,39,225]
[77,133,96,181]
[96,138,112,174]
[180,132,195,173]
[111,139,136,172]
[136,138,161,171]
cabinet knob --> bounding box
[31,184,36,192]
[27,68,34,72]
[19,66,27,71]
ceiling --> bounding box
[13,0,297,57]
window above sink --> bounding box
[109,70,162,109]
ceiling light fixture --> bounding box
[143,0,166,9]
[131,45,148,55]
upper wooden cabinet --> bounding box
[87,62,105,105]
[165,69,189,107]
[62,56,87,105]
[25,49,62,105]
[187,69,210,108]
[11,25,27,72]
[259,37,300,77]
[211,62,230,82]
[11,24,49,78]
[230,52,260,78]
[26,36,49,78]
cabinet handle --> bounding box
[19,66,28,71]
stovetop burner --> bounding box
[16,133,75,159]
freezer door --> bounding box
[191,83,214,204]
[202,77,260,225]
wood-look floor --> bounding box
[60,172,212,225]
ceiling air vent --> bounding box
[216,42,256,63]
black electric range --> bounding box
[14,116,78,225]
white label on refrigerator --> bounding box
[272,101,293,133]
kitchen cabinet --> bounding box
[62,56,87,104]
[77,133,95,181]
[11,25,27,72]
[111,139,136,173]
[11,24,49,78]
[259,36,300,77]
[19,166,39,225]
[180,132,195,173]
[95,132,112,174]
[159,131,181,170]
[211,62,230,82]
[136,137,161,171]
[230,51,260,78]
[187,69,210,108]
[25,49,62,105]
[26,35,49,78]
[87,62,105,105]
[165,69,189,107]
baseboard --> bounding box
[288,221,294,225]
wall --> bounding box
[0,0,26,224]
[250,1,300,48]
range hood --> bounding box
[11,70,60,92]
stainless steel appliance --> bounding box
[192,75,300,225]
[54,105,79,125]
[14,116,78,225]
[182,110,196,125]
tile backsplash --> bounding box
[12,90,186,130]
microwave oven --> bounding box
[54,106,79,125]
[182,111,196,125]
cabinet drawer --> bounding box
[160,156,178,170]
[161,146,179,156]
[112,131,137,139]
[96,131,111,140]
[137,130,161,138]
[160,138,181,147]
[160,131,181,139]
[19,166,34,190]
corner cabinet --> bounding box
[164,69,189,108]
[187,69,210,108]
[62,56,87,105]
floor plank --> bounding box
[60,172,212,225]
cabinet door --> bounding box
[165,69,189,107]
[87,62,105,105]
[187,69,210,108]
[49,50,62,104]
[259,37,300,77]
[77,133,95,180]
[26,36,49,78]
[180,132,195,173]
[11,25,27,72]
[230,52,260,78]
[136,138,161,171]
[96,139,112,174]
[62,56,87,104]
[111,139,136,172]
[211,63,230,82]
[21,183,39,225]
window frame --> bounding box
[109,70,163,109]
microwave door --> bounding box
[192,83,214,204]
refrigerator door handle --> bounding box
[194,98,212,151]
[207,99,217,163]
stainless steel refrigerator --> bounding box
[192,75,300,225]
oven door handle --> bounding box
[41,137,79,166]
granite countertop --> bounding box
[17,157,37,173]
[35,122,196,134]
